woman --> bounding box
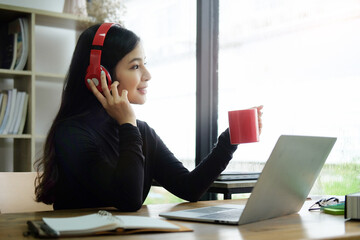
[35,23,263,211]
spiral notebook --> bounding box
[26,210,192,238]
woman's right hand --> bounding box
[87,71,137,126]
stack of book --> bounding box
[345,192,360,219]
[0,17,29,70]
[0,88,29,135]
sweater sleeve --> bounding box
[54,122,145,211]
[152,128,238,202]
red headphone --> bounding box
[85,23,119,92]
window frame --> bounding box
[195,0,219,165]
[196,0,219,200]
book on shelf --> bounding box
[26,210,192,238]
[0,92,8,130]
[345,192,360,219]
[8,90,23,134]
[8,18,29,70]
[9,91,26,134]
[0,17,29,70]
[2,88,17,134]
[0,89,13,134]
[15,18,29,70]
[0,93,3,123]
[0,93,3,111]
[16,92,29,134]
[9,32,18,69]
[0,22,15,69]
[0,89,28,135]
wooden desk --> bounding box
[0,199,358,240]
[208,180,257,199]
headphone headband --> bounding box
[92,23,116,46]
[85,23,119,92]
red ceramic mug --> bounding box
[228,108,259,144]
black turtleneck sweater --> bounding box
[53,108,237,211]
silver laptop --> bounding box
[160,135,336,225]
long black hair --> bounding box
[35,24,140,204]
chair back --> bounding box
[0,172,53,214]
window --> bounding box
[218,0,360,195]
[123,0,196,170]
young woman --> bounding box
[35,23,263,211]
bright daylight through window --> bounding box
[218,0,360,195]
[123,0,196,171]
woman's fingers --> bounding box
[87,77,136,126]
[110,81,120,101]
[119,89,128,101]
[100,70,112,99]
[256,105,263,116]
[251,105,263,134]
[257,105,263,134]
[87,78,107,106]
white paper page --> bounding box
[43,213,119,234]
[116,216,180,230]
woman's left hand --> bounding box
[253,105,263,135]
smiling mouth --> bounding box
[138,87,147,94]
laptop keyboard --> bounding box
[200,208,244,220]
[186,207,234,214]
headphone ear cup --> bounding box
[85,23,118,93]
[85,65,112,92]
[85,65,101,91]
[100,65,112,91]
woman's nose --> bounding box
[143,67,151,81]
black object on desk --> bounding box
[207,180,257,199]
[152,178,257,200]
[216,171,260,181]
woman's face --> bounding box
[115,42,151,104]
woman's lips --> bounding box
[137,87,147,94]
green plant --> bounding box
[144,187,185,205]
[314,162,360,195]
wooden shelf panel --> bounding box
[35,13,94,30]
[0,69,32,78]
[0,134,32,139]
[0,3,95,30]
[0,6,30,21]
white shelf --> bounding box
[0,69,32,78]
[0,3,92,171]
[0,134,32,139]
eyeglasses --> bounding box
[308,197,339,211]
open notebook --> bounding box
[26,210,192,238]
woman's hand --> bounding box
[87,71,137,126]
[253,105,263,135]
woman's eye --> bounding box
[131,65,139,70]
